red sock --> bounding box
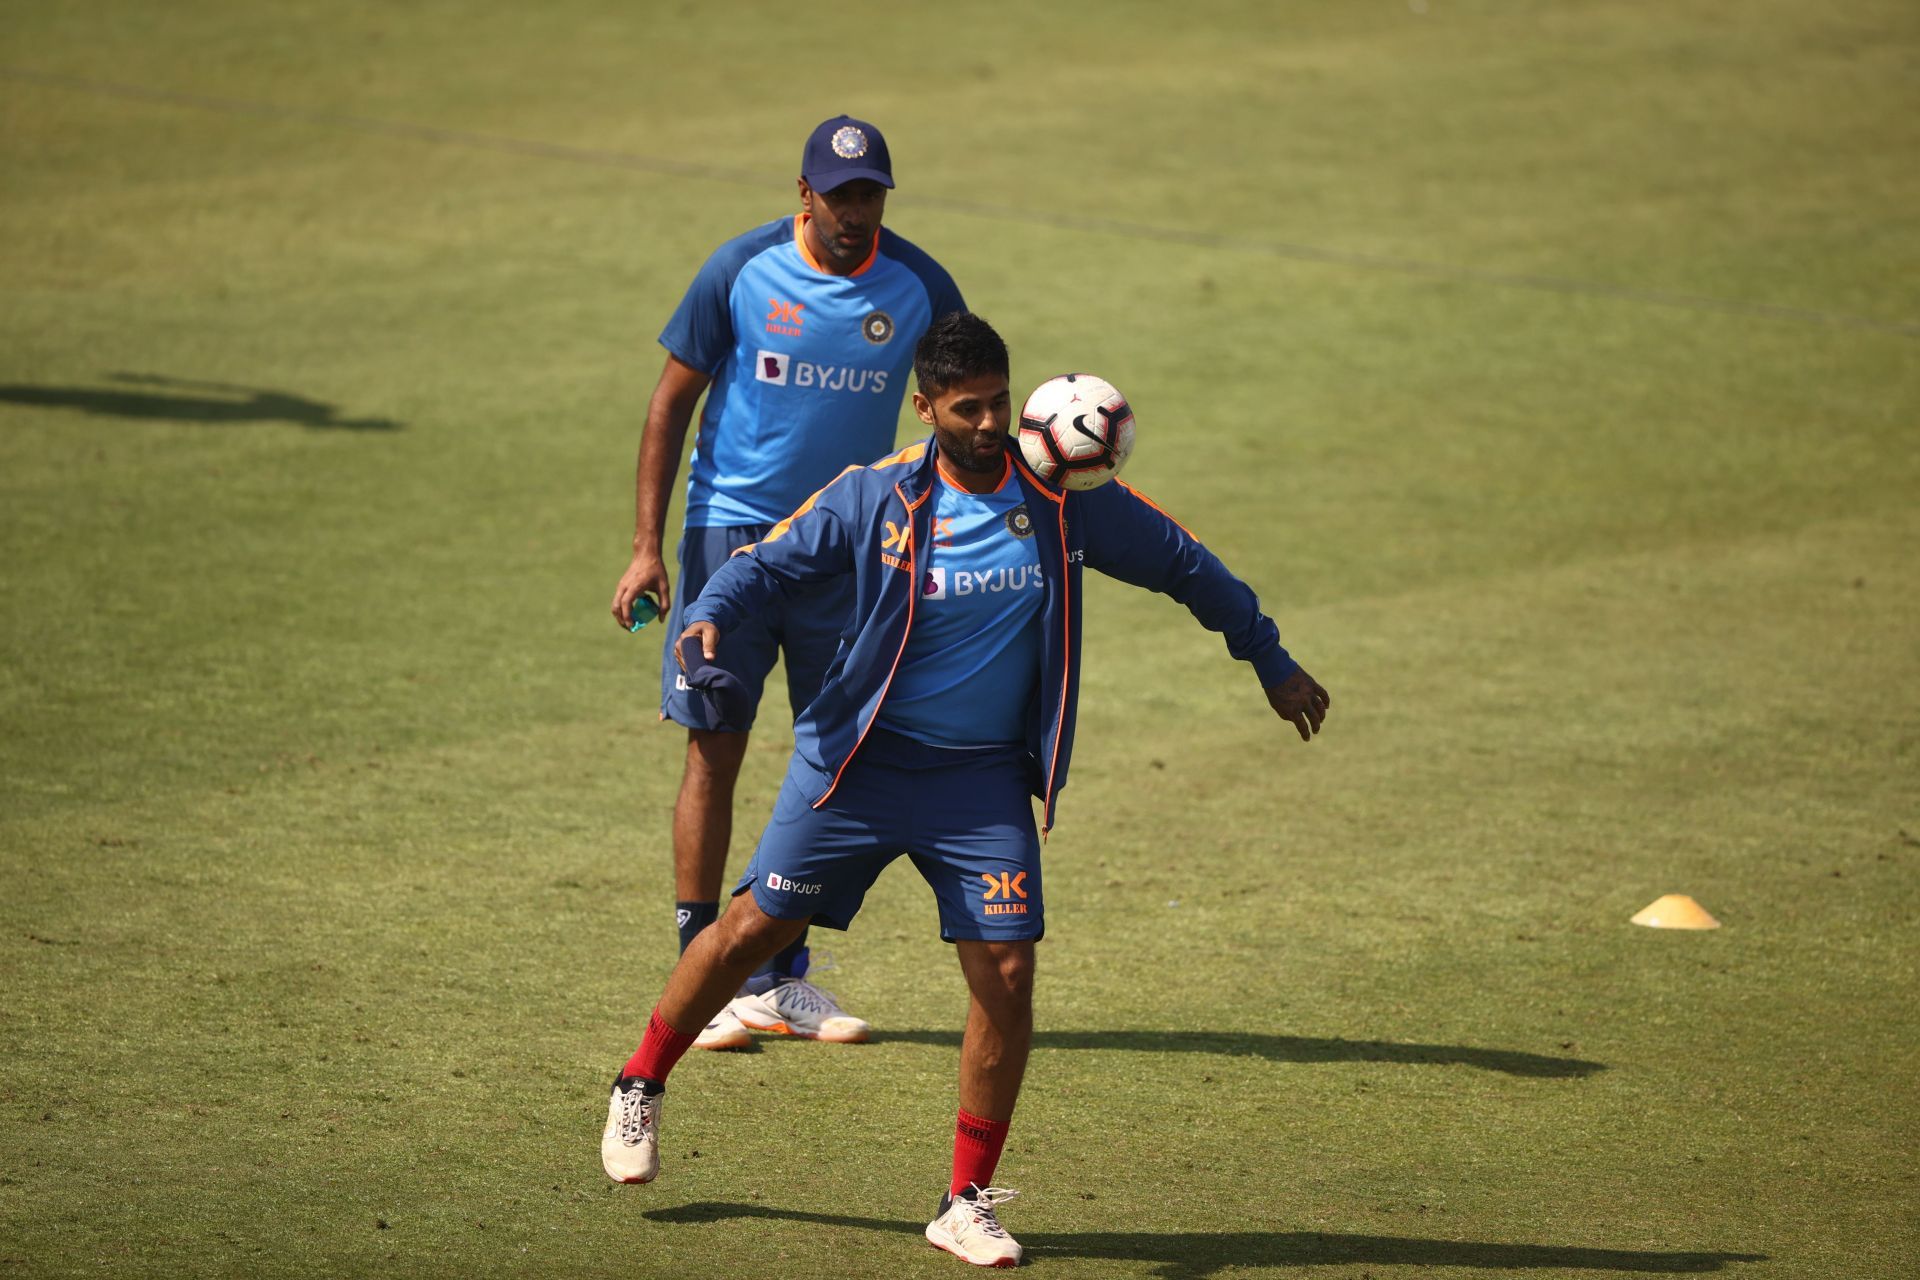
[949,1108,1012,1197]
[620,1007,697,1084]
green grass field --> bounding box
[3,2,1916,1276]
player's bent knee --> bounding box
[711,895,807,968]
[684,728,750,778]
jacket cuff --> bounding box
[684,599,730,631]
[1252,645,1298,689]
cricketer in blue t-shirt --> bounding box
[608,116,966,1050]
[600,313,1334,1266]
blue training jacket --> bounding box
[683,438,1299,832]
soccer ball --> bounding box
[1016,373,1136,490]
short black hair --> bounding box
[914,312,1009,395]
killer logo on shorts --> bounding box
[1005,504,1034,539]
[831,125,869,159]
[981,870,1029,915]
[861,310,895,345]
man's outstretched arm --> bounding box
[1081,479,1331,741]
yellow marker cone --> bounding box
[1631,894,1720,930]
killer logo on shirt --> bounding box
[861,310,895,345]
[881,519,911,572]
[766,298,806,337]
[1005,504,1034,539]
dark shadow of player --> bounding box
[877,1029,1605,1078]
[647,1203,1764,1277]
[0,372,399,430]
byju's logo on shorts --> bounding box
[766,871,822,895]
[756,350,790,385]
[981,870,1029,916]
[922,567,947,599]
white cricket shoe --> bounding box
[600,1077,663,1184]
[734,978,870,1043]
[926,1185,1022,1268]
[693,999,753,1051]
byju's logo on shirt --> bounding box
[925,565,1042,599]
[754,349,890,395]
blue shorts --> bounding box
[735,730,1044,943]
[659,524,853,732]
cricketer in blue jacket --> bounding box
[602,314,1330,1264]
[682,412,1304,838]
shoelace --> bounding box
[958,1186,1020,1238]
[774,979,841,1016]
[615,1088,656,1145]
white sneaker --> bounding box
[734,978,870,1043]
[693,1000,753,1051]
[600,1077,662,1183]
[925,1185,1022,1268]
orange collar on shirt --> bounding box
[935,449,1012,494]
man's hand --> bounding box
[1265,667,1331,742]
[675,621,721,672]
[611,550,671,629]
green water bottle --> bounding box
[626,596,662,633]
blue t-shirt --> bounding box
[876,462,1044,748]
[658,215,966,527]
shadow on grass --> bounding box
[646,1203,1762,1276]
[0,373,399,430]
[878,1029,1604,1079]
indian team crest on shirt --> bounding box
[1005,504,1034,539]
[861,310,895,345]
[831,126,869,159]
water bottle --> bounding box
[626,596,662,633]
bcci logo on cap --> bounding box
[830,126,868,159]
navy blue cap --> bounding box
[801,115,894,192]
[677,635,754,733]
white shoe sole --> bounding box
[734,1012,870,1043]
[602,1152,657,1185]
[925,1223,1020,1268]
[693,1024,752,1051]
